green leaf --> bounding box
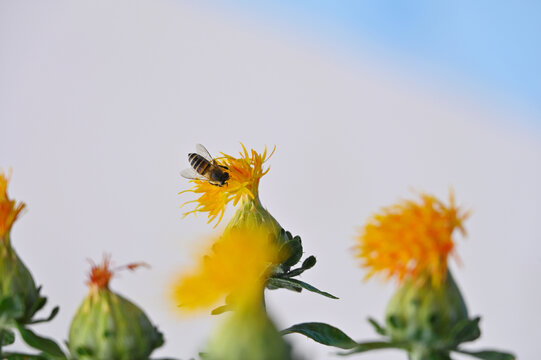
[210,304,231,315]
[75,346,93,356]
[0,296,25,320]
[271,278,338,299]
[152,327,165,350]
[367,317,387,336]
[455,349,516,360]
[301,255,317,269]
[449,317,481,346]
[284,256,318,278]
[339,341,407,355]
[28,307,59,325]
[3,352,49,359]
[280,322,358,349]
[284,267,306,277]
[1,328,16,345]
[278,228,293,243]
[15,323,66,358]
[280,237,303,268]
[425,352,453,360]
[267,278,302,292]
[28,296,47,318]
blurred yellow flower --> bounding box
[0,171,25,240]
[180,144,275,226]
[356,191,469,286]
[173,226,284,311]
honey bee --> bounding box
[180,144,230,186]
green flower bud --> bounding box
[225,195,282,243]
[385,270,468,357]
[206,305,293,360]
[0,238,39,322]
[68,257,163,360]
[0,172,39,322]
[224,196,302,277]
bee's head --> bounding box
[219,171,230,186]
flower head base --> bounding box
[70,256,163,359]
[87,255,149,292]
[385,270,469,352]
[173,226,285,312]
[356,191,469,286]
[206,304,293,360]
[180,144,275,226]
[0,171,26,241]
[0,170,40,323]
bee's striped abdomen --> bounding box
[188,153,211,175]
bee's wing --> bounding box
[180,168,208,181]
[195,144,214,162]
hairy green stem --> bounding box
[0,330,4,357]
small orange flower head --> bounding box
[0,171,26,241]
[180,144,275,226]
[356,191,470,287]
[87,255,149,292]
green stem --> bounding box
[0,330,4,357]
[261,291,267,311]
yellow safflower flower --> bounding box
[180,144,275,226]
[356,191,469,286]
[173,226,284,312]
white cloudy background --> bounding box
[1,1,539,359]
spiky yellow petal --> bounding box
[356,191,469,286]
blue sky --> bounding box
[210,1,540,118]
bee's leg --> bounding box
[209,181,223,187]
[219,165,229,170]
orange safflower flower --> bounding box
[356,191,469,286]
[0,171,25,240]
